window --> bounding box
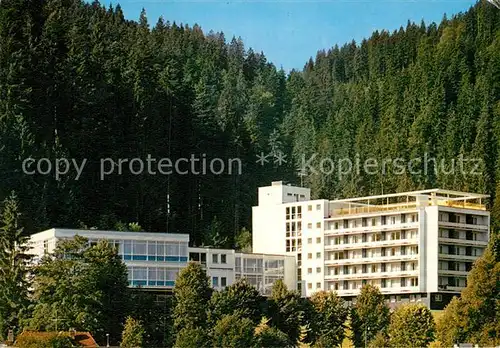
[372,218,376,226]
[316,204,321,211]
[307,283,312,289]
[221,277,227,287]
[316,222,321,229]
[316,282,321,289]
[334,222,339,229]
[362,218,367,227]
[212,254,219,263]
[381,216,387,225]
[307,223,312,229]
[316,237,321,244]
[212,277,219,287]
[316,252,321,259]
[286,207,290,219]
[316,267,321,273]
[343,220,349,228]
[307,268,312,274]
[308,238,312,244]
[297,206,302,218]
[308,205,312,211]
[401,214,406,223]
[221,254,227,264]
[307,253,312,259]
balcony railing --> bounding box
[328,199,486,218]
[324,269,418,281]
[324,238,419,250]
[329,203,417,217]
[324,253,418,265]
[436,200,486,210]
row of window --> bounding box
[307,237,322,244]
[327,277,419,291]
[307,267,322,274]
[285,206,303,220]
[438,229,486,241]
[234,258,285,274]
[286,221,302,237]
[126,266,180,287]
[212,276,227,288]
[330,246,419,260]
[438,212,485,225]
[438,276,467,288]
[286,238,302,252]
[234,274,283,295]
[438,261,473,272]
[330,213,419,230]
[329,261,418,275]
[439,245,483,257]
[328,230,418,245]
[94,239,189,258]
[189,252,227,264]
[307,204,322,212]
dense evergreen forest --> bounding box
[0,0,499,245]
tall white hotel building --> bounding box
[252,181,490,309]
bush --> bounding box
[254,317,291,348]
[388,303,435,347]
[175,327,209,348]
[14,332,76,348]
[121,317,145,348]
[212,313,255,347]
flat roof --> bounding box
[31,228,190,240]
[330,188,489,204]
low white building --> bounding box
[189,247,296,295]
[28,228,295,295]
[252,181,490,309]
[29,228,189,289]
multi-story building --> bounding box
[189,247,296,295]
[253,181,490,309]
[29,228,190,289]
[28,228,295,295]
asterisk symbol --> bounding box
[273,151,287,166]
[256,152,270,166]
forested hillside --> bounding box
[0,0,499,245]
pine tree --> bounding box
[0,192,31,339]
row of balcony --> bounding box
[331,286,420,296]
[324,238,419,250]
[325,253,419,265]
[324,224,419,235]
[324,269,419,281]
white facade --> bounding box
[252,182,490,309]
[189,247,296,295]
[29,228,295,295]
[30,228,189,289]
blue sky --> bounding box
[108,0,478,71]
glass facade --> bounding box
[87,238,188,288]
[127,266,180,287]
[235,256,285,295]
[89,238,189,262]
